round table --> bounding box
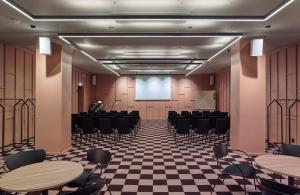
[255,154,300,186]
[0,161,84,195]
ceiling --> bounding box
[0,0,299,75]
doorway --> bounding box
[78,86,84,113]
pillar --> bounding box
[35,42,72,154]
[230,39,266,154]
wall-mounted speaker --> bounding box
[39,37,52,55]
[91,75,97,86]
[209,75,215,86]
[250,39,264,57]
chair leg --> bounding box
[253,178,256,190]
[211,174,223,193]
[243,177,247,195]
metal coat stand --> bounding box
[288,99,300,144]
[267,99,284,146]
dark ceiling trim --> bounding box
[5,0,291,21]
[59,32,243,37]
[102,62,204,65]
[97,58,207,61]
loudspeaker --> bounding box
[251,39,264,56]
[91,75,97,86]
[39,37,52,55]
[209,75,215,86]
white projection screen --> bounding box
[135,75,171,100]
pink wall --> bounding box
[266,44,300,144]
[230,40,266,154]
[93,74,215,119]
[215,68,231,113]
[71,67,94,113]
[35,42,72,154]
[0,42,35,147]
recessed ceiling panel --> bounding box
[67,36,236,60]
[11,0,285,17]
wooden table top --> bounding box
[255,154,300,178]
[0,161,84,193]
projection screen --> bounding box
[135,75,171,100]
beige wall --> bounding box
[93,74,215,119]
[0,42,35,147]
[215,68,230,113]
[266,44,300,144]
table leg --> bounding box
[288,176,295,186]
[42,190,48,195]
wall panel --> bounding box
[216,68,230,112]
[93,74,214,119]
[266,44,300,144]
[0,42,35,147]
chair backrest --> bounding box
[78,117,94,134]
[63,177,103,195]
[195,119,210,134]
[176,118,190,134]
[260,178,300,195]
[215,118,229,134]
[281,144,300,157]
[98,118,112,134]
[87,149,112,165]
[5,149,46,171]
[213,144,229,160]
[117,118,131,134]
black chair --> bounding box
[116,118,132,140]
[212,144,257,195]
[77,117,99,144]
[98,118,115,141]
[174,118,190,143]
[274,143,300,157]
[260,178,300,195]
[193,118,210,142]
[66,149,111,195]
[71,114,82,144]
[214,118,229,142]
[61,177,104,195]
[4,149,46,171]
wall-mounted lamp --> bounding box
[39,37,52,55]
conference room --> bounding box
[0,0,300,194]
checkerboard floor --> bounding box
[0,121,290,195]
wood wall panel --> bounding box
[92,74,214,119]
[71,67,93,113]
[267,44,300,144]
[216,68,230,112]
[0,42,35,147]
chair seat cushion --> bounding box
[67,171,100,188]
[222,163,256,178]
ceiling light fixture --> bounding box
[264,0,294,21]
[102,64,121,76]
[1,0,294,22]
[58,36,71,45]
[1,0,34,20]
[80,50,97,62]
[185,36,242,76]
[128,70,177,72]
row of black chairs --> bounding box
[1,148,112,195]
[168,111,230,143]
[72,111,141,144]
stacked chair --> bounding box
[168,110,230,145]
[72,110,140,145]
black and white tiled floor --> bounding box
[0,121,289,194]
